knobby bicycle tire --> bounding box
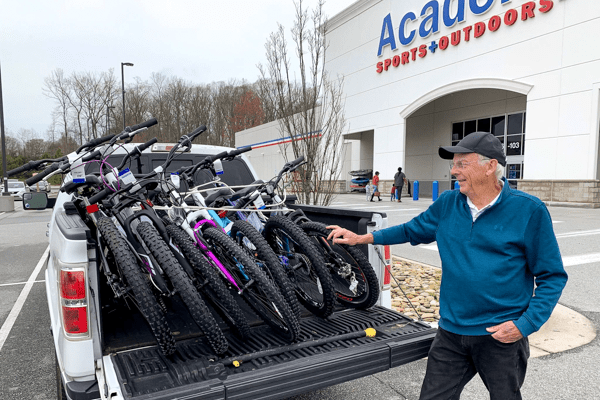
[263,215,335,318]
[230,220,302,319]
[301,221,380,309]
[165,223,252,340]
[96,217,176,356]
[202,226,300,342]
[137,222,228,354]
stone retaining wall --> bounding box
[518,180,600,208]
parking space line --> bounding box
[562,253,600,267]
[0,246,49,352]
[0,280,45,288]
[557,229,600,238]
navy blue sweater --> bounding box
[373,179,568,337]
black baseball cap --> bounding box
[439,132,506,166]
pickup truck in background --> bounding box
[30,143,436,400]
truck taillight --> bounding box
[59,266,89,337]
[60,271,86,299]
[383,245,391,287]
[62,307,88,334]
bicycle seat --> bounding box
[204,187,235,206]
[230,180,264,201]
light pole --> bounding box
[0,61,8,196]
[121,62,133,130]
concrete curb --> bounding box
[528,303,596,357]
[390,256,597,358]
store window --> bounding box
[451,112,526,188]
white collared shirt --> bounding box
[466,180,504,221]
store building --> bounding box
[237,0,600,206]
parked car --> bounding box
[7,180,29,200]
[31,180,51,193]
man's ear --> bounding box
[486,159,498,176]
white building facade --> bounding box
[238,0,600,205]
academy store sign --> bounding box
[376,0,554,73]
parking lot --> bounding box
[0,193,599,399]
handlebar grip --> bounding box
[284,155,305,171]
[89,186,113,204]
[210,151,229,162]
[8,161,39,176]
[25,163,60,186]
[189,125,207,141]
[291,155,305,166]
[76,134,116,154]
[82,150,102,162]
[228,146,252,158]
[138,137,158,152]
[127,118,158,132]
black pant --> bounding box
[419,327,529,400]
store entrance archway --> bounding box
[399,79,533,196]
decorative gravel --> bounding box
[389,256,441,323]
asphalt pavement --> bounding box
[1,192,599,399]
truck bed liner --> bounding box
[111,306,435,399]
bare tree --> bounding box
[257,0,347,205]
[43,69,72,149]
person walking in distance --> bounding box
[393,167,407,202]
[365,179,372,201]
[370,171,382,202]
[326,132,567,400]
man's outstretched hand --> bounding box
[326,225,373,246]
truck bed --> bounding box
[107,305,435,399]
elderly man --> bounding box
[328,132,567,399]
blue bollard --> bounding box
[454,181,460,190]
[413,180,419,200]
[432,181,439,201]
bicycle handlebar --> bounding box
[125,117,157,133]
[115,137,158,171]
[25,162,62,186]
[189,125,207,142]
[224,146,252,161]
[8,161,42,176]
[82,150,101,162]
[76,134,116,154]
[61,175,103,194]
[8,157,68,176]
[88,186,114,204]
[284,156,305,172]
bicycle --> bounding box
[15,119,178,356]
[209,156,380,311]
[140,143,300,342]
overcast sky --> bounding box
[0,0,353,137]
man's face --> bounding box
[450,153,491,198]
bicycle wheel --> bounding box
[263,215,335,318]
[301,221,380,309]
[96,217,176,356]
[202,226,300,342]
[230,220,302,319]
[165,223,252,340]
[137,222,228,354]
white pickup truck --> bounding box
[29,143,435,400]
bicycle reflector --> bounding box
[59,264,89,337]
[383,245,392,289]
